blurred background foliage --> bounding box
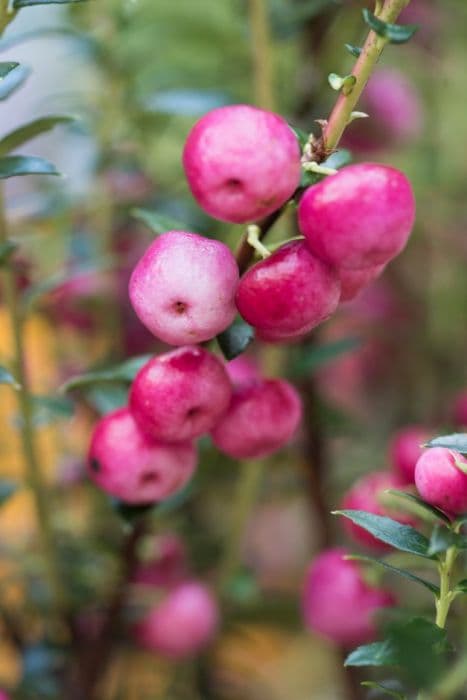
[0,0,467,698]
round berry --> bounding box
[389,425,430,484]
[211,378,302,459]
[134,581,218,658]
[183,105,301,223]
[130,346,232,442]
[298,163,416,269]
[129,231,239,346]
[339,264,386,302]
[341,471,415,551]
[415,447,467,515]
[87,408,197,504]
[236,241,340,339]
[225,355,260,389]
[302,548,394,646]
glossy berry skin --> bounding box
[302,548,395,646]
[341,471,415,551]
[236,241,340,339]
[211,378,302,459]
[135,581,218,658]
[298,164,416,270]
[415,448,467,515]
[129,231,239,346]
[389,425,430,484]
[183,105,301,223]
[87,408,197,504]
[339,264,386,303]
[130,346,232,443]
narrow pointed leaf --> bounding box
[345,640,397,667]
[217,319,254,361]
[424,433,467,454]
[347,554,440,595]
[0,155,59,179]
[0,115,75,156]
[0,64,30,100]
[132,208,187,234]
[362,9,418,44]
[334,510,431,557]
[360,681,406,699]
[385,490,451,525]
[61,355,152,393]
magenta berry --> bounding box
[183,104,301,223]
[298,163,416,269]
[415,447,467,515]
[225,355,260,389]
[389,425,430,484]
[130,346,232,442]
[132,534,187,589]
[129,231,239,346]
[236,241,340,339]
[302,548,395,646]
[87,408,197,504]
[341,470,415,551]
[339,264,386,303]
[134,581,218,658]
[211,378,302,459]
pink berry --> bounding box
[130,346,232,442]
[131,534,187,589]
[452,391,467,427]
[134,581,218,658]
[302,548,395,646]
[389,425,430,484]
[341,471,415,551]
[415,447,467,515]
[339,264,386,303]
[211,378,302,459]
[129,231,239,346]
[298,163,416,269]
[236,241,340,339]
[225,355,260,389]
[183,105,301,223]
[87,408,197,504]
[0,693,9,700]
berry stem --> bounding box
[0,187,67,614]
[435,545,457,629]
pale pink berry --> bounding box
[298,164,416,269]
[129,231,239,346]
[211,378,302,459]
[132,534,187,589]
[130,346,232,442]
[225,355,260,389]
[415,447,467,515]
[183,104,301,223]
[341,471,415,551]
[134,581,218,658]
[236,241,340,339]
[339,264,386,302]
[452,391,467,427]
[389,426,430,484]
[87,408,197,504]
[302,548,395,646]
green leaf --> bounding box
[427,525,467,556]
[385,490,451,525]
[13,0,87,6]
[0,240,17,265]
[0,115,75,156]
[31,395,74,426]
[0,365,19,388]
[0,480,18,507]
[0,155,59,179]
[334,510,431,557]
[0,62,19,79]
[83,384,128,415]
[0,64,30,100]
[132,207,187,235]
[345,43,362,58]
[347,554,440,595]
[362,9,418,44]
[360,681,406,699]
[61,355,151,393]
[292,336,360,377]
[322,149,352,170]
[345,640,397,667]
[424,433,467,454]
[290,124,309,150]
[217,319,254,361]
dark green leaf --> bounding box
[347,554,439,595]
[424,433,467,454]
[334,510,431,557]
[292,337,360,376]
[0,64,30,100]
[0,480,18,506]
[385,490,451,525]
[0,365,18,387]
[0,155,59,179]
[132,207,187,235]
[13,0,87,6]
[362,9,418,44]
[345,640,397,667]
[217,319,254,361]
[61,355,151,393]
[0,115,75,156]
[360,681,406,699]
[345,43,362,58]
[0,62,19,79]
[0,240,17,265]
[83,384,128,415]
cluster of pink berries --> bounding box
[127,104,416,347]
